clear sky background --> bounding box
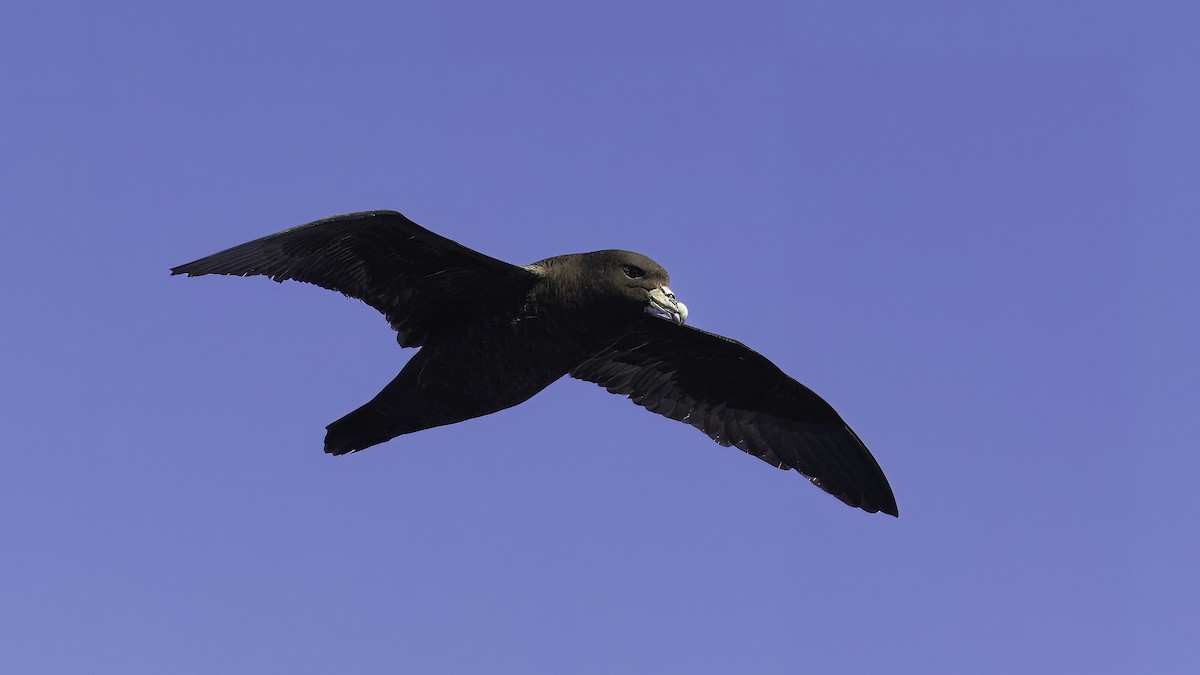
[2,1,1196,673]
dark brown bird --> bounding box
[171,210,898,516]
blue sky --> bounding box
[2,1,1196,672]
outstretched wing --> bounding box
[171,210,539,346]
[571,318,898,516]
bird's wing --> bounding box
[570,318,898,516]
[171,210,539,346]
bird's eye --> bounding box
[622,265,645,279]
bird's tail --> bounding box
[324,404,406,455]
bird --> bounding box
[171,210,898,516]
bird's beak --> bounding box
[645,286,688,325]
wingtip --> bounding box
[879,484,900,517]
[849,494,898,517]
[867,491,899,517]
[170,262,199,277]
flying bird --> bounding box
[171,211,898,516]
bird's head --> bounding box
[529,250,687,325]
[588,250,687,326]
[528,250,687,325]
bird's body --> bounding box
[325,272,634,454]
[172,211,898,516]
